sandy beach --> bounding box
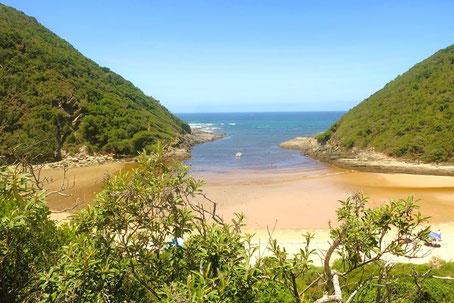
[191,165,454,263]
[193,166,454,228]
[43,127,222,221]
[44,161,135,221]
[42,158,454,264]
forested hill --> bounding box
[318,44,454,163]
[0,4,190,163]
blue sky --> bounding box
[3,1,454,113]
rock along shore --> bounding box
[165,127,226,161]
[280,136,454,176]
[40,127,225,170]
[43,154,124,170]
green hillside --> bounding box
[318,44,454,163]
[0,4,189,163]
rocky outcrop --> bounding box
[43,154,124,169]
[166,128,226,161]
[280,136,454,176]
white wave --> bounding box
[189,123,220,133]
[188,122,234,134]
[189,122,235,128]
[189,123,216,128]
[205,127,220,132]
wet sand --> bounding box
[43,161,135,221]
[44,161,454,229]
[42,160,454,263]
[192,165,454,263]
[193,166,454,229]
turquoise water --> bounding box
[176,112,344,172]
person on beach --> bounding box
[425,229,442,248]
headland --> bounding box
[280,136,454,176]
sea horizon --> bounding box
[175,110,348,114]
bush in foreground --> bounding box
[0,149,453,302]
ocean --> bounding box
[176,112,345,172]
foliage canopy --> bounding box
[1,150,453,302]
[0,4,189,163]
[318,44,454,163]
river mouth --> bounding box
[176,112,344,172]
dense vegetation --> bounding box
[1,149,453,302]
[0,4,189,163]
[318,44,454,163]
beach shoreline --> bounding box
[45,127,224,221]
[42,128,454,264]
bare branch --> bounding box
[44,165,75,197]
[50,197,84,214]
[324,228,346,292]
[299,275,322,297]
[315,274,344,303]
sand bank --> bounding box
[193,167,454,229]
[44,161,135,222]
[192,166,454,263]
[42,127,222,221]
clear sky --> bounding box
[3,1,454,113]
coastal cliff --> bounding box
[315,44,454,164]
[282,44,454,175]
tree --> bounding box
[0,167,62,302]
[260,193,432,303]
[1,148,453,302]
[38,148,264,302]
[315,193,430,303]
